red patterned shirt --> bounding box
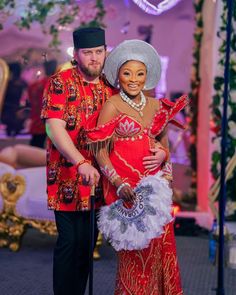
[41,67,113,211]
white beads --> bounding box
[120,90,146,117]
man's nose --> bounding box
[90,52,98,61]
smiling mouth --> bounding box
[128,84,139,89]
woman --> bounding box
[86,40,189,294]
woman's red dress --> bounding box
[86,95,189,294]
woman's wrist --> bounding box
[99,165,122,186]
[112,177,123,188]
[116,182,131,197]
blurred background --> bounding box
[0,1,235,294]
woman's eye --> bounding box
[123,72,130,76]
[138,72,144,76]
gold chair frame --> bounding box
[0,172,57,251]
[0,58,9,117]
[0,171,102,256]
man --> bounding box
[1,62,28,136]
[28,59,57,148]
[41,27,167,295]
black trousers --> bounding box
[53,211,98,295]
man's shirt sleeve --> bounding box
[41,73,68,121]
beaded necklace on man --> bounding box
[119,89,146,117]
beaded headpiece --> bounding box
[104,39,162,90]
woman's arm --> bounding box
[96,101,136,202]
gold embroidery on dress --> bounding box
[115,224,183,295]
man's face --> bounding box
[74,46,106,78]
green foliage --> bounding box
[0,0,15,10]
[77,0,106,30]
[188,0,205,201]
[211,0,236,212]
[0,0,106,49]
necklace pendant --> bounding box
[139,111,143,117]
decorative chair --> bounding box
[0,58,9,117]
[0,163,56,251]
[0,164,103,257]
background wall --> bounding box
[0,0,195,97]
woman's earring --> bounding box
[143,85,147,90]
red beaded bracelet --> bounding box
[76,159,91,169]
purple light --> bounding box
[123,0,131,7]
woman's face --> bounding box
[118,60,147,97]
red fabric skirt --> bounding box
[114,222,183,295]
[103,135,183,294]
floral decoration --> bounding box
[211,0,236,220]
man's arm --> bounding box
[143,133,168,172]
[158,129,173,181]
[143,127,170,173]
[143,145,167,171]
[46,118,100,185]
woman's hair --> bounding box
[9,62,22,79]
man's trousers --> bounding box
[53,210,98,295]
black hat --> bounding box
[73,27,106,49]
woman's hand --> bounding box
[78,163,100,186]
[117,184,136,202]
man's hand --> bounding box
[143,147,167,172]
[78,163,100,186]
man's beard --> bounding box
[77,60,103,78]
